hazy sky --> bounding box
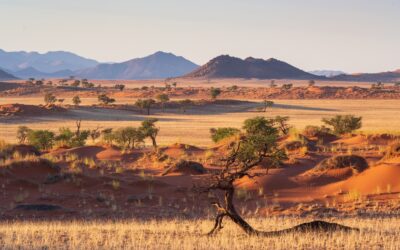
[0,0,399,72]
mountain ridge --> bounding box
[183,55,321,80]
[76,51,199,80]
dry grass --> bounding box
[0,217,397,249]
[2,99,400,147]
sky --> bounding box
[0,0,399,73]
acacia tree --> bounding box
[199,116,354,236]
[210,87,221,99]
[113,127,145,149]
[156,94,169,112]
[17,126,32,144]
[72,95,81,106]
[322,115,362,135]
[274,116,291,135]
[140,118,159,149]
[98,94,115,105]
[262,99,274,112]
[44,92,57,105]
[135,99,156,115]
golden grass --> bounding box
[2,99,400,146]
[0,217,397,249]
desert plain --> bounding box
[0,79,400,249]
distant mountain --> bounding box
[0,49,98,73]
[0,68,18,80]
[11,67,73,79]
[332,69,400,83]
[184,55,321,79]
[309,70,345,78]
[77,51,199,80]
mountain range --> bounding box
[184,55,320,79]
[0,49,98,74]
[0,68,18,80]
[76,51,199,80]
[331,70,400,82]
[0,49,399,82]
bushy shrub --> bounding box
[27,130,55,150]
[55,127,89,148]
[303,125,331,137]
[98,94,115,105]
[44,93,57,105]
[113,127,144,149]
[322,115,362,135]
[210,87,221,99]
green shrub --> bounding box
[322,115,362,135]
[113,127,145,149]
[27,130,55,150]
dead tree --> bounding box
[198,116,357,236]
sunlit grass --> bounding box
[0,217,397,249]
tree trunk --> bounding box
[151,136,157,149]
[208,187,357,236]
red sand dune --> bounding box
[320,163,400,194]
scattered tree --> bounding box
[71,80,80,87]
[114,84,125,91]
[371,82,384,89]
[98,94,115,105]
[322,115,362,135]
[54,120,89,148]
[16,126,31,144]
[140,118,159,149]
[44,92,57,105]
[178,99,193,113]
[273,116,291,135]
[281,83,293,90]
[101,128,115,145]
[262,99,274,112]
[113,127,145,149]
[156,94,169,112]
[135,99,156,115]
[269,80,277,88]
[72,95,81,106]
[210,87,222,99]
[89,127,102,143]
[308,80,316,87]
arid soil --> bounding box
[1,79,400,221]
[1,133,400,220]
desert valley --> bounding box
[1,1,400,249]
